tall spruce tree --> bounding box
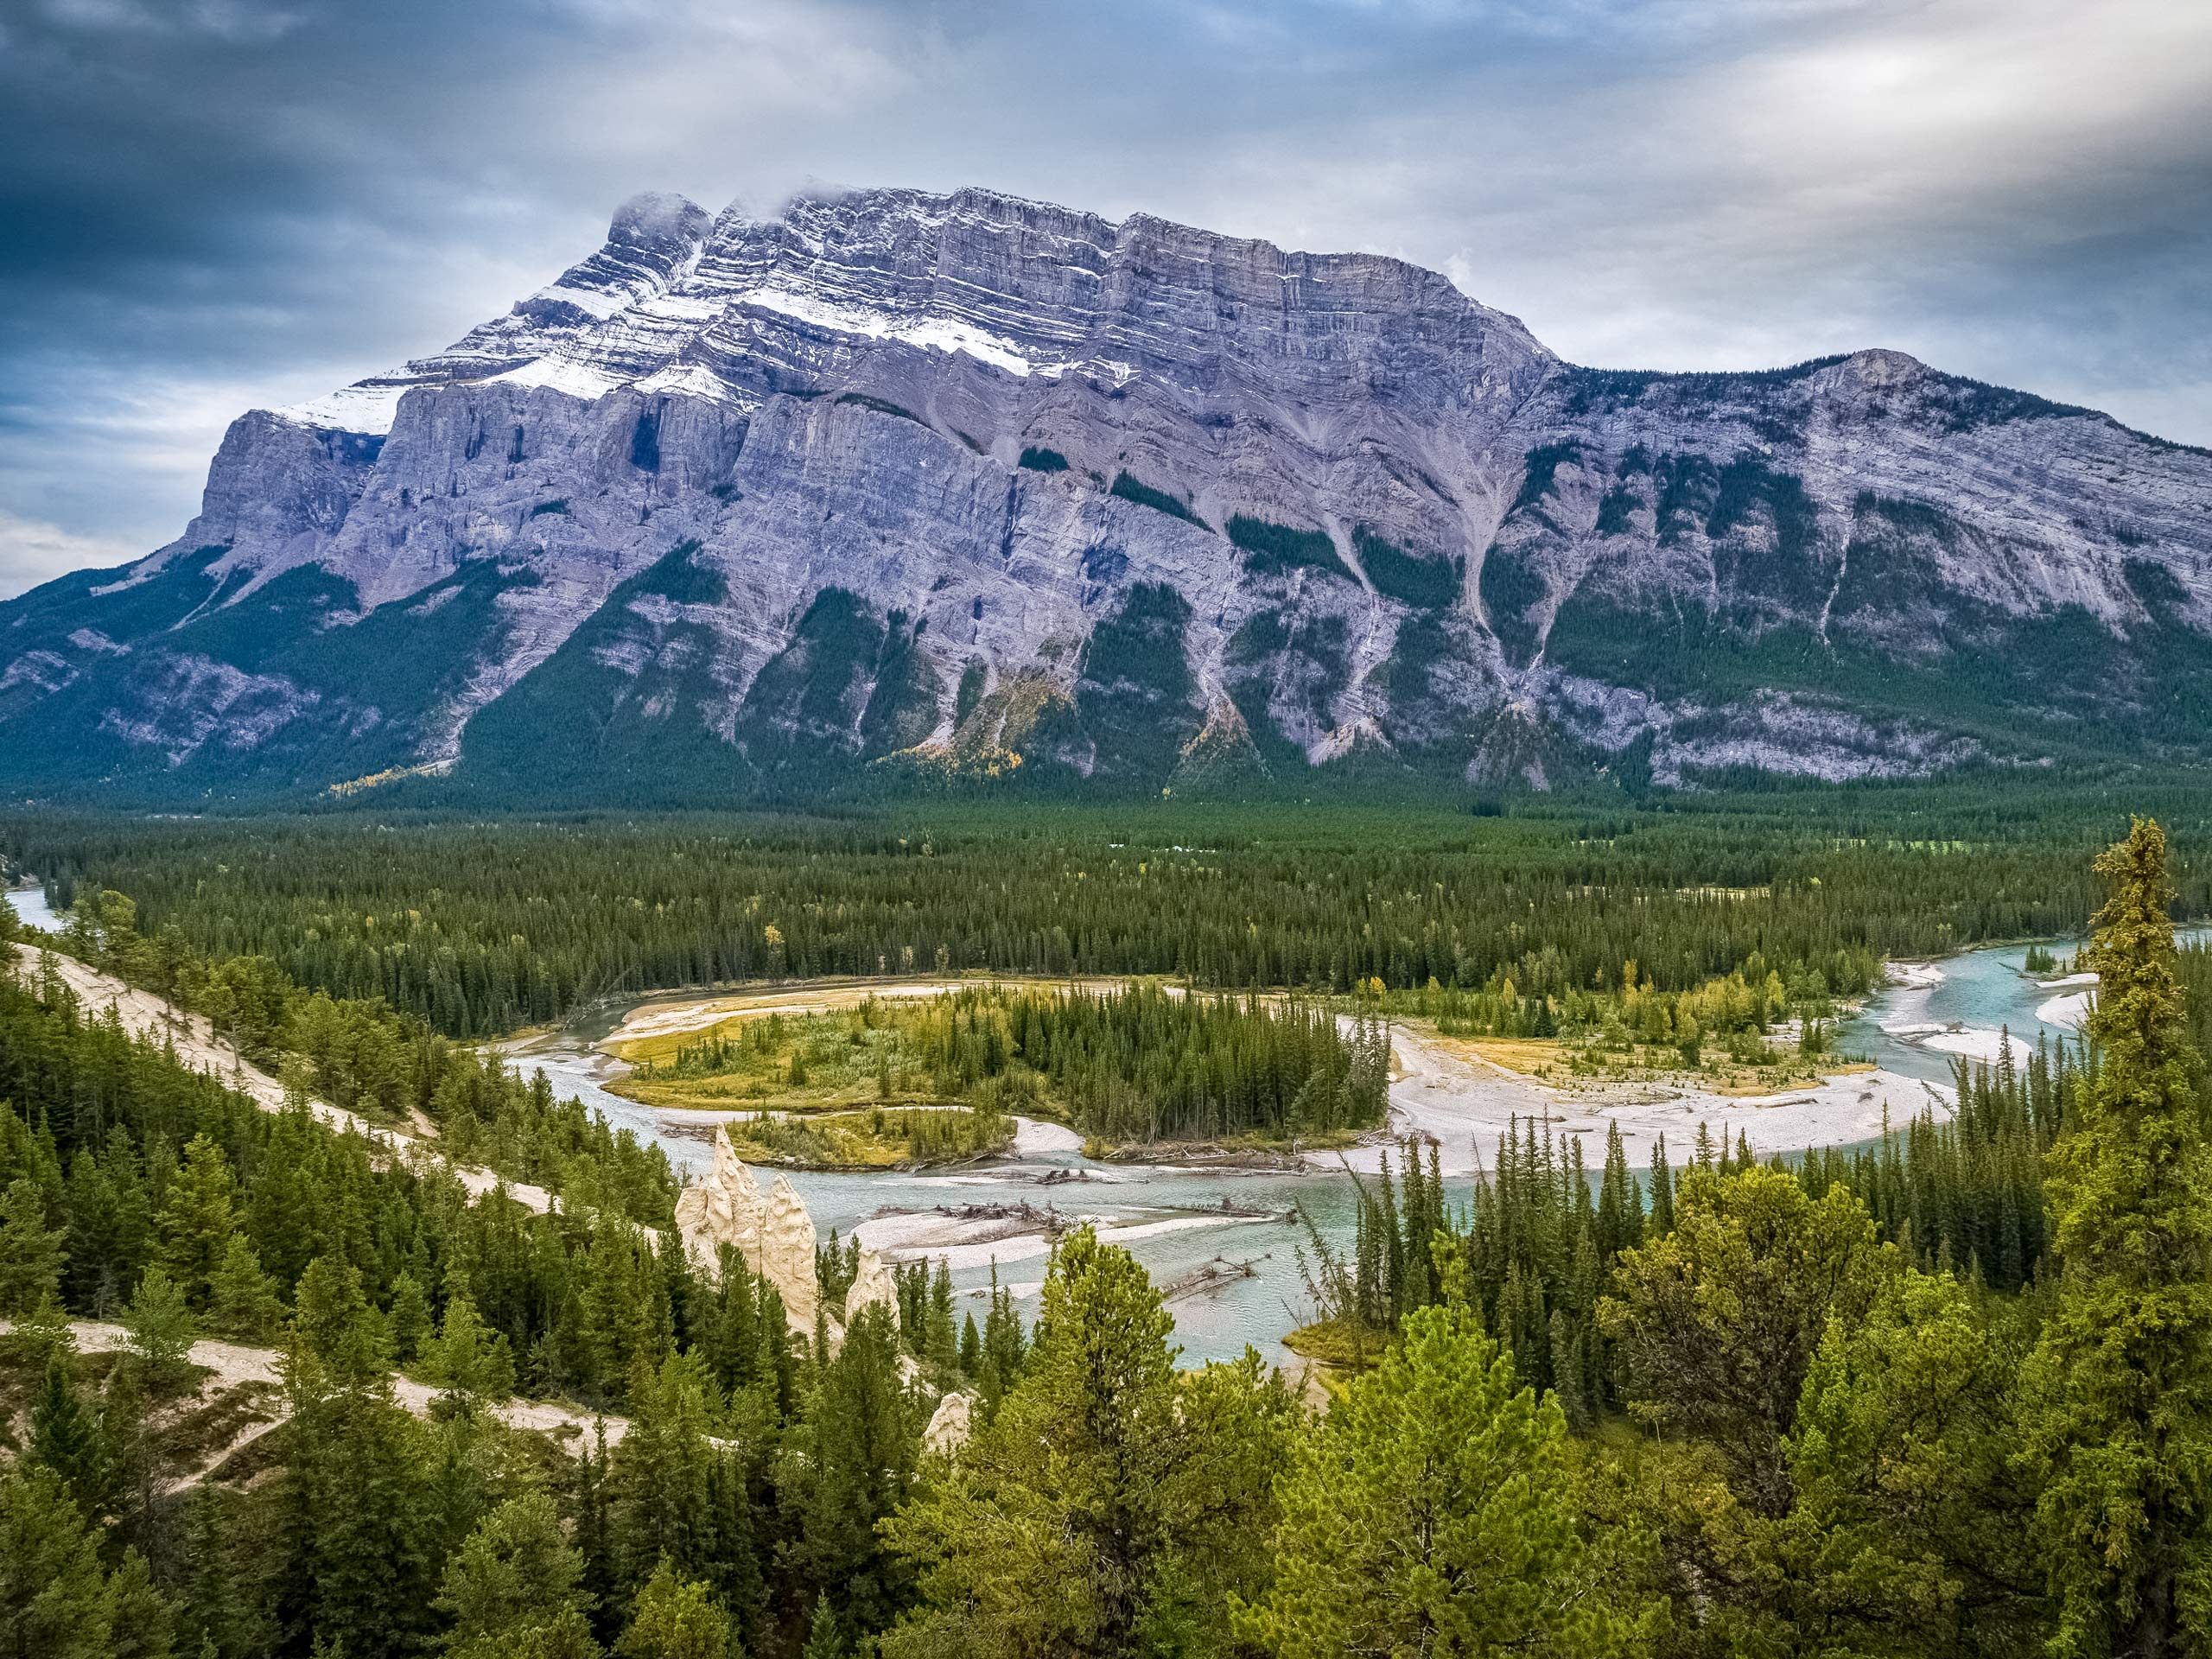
[120,1263,197,1396]
[778,1300,920,1635]
[158,1134,239,1307]
[30,1346,112,1522]
[0,1462,175,1657]
[0,1176,64,1315]
[2027,817,2212,1658]
[435,1491,601,1658]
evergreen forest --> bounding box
[6,795,2212,1655]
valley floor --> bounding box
[526,973,1947,1182]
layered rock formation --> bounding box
[7,181,2210,797]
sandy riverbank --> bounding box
[853,1203,1290,1271]
[1348,1022,1942,1174]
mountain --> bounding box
[6,182,2211,804]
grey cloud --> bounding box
[2,0,2207,577]
[0,508,141,599]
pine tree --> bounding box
[1231,1299,1637,1657]
[881,1227,1285,1658]
[386,1269,433,1364]
[922,1259,959,1370]
[610,1349,719,1596]
[1596,1122,1643,1259]
[615,1560,730,1659]
[576,1421,619,1649]
[779,1300,919,1634]
[178,1486,267,1659]
[1779,1268,2045,1657]
[1648,1137,1675,1237]
[158,1133,240,1307]
[975,1265,1027,1415]
[290,1255,388,1385]
[693,1247,760,1399]
[803,1596,854,1659]
[121,1262,197,1396]
[1600,1165,1888,1516]
[957,1312,982,1379]
[0,1462,173,1657]
[30,1347,112,1522]
[205,1233,283,1342]
[423,1269,516,1414]
[280,1367,439,1659]
[2028,817,2212,1658]
[0,1175,64,1314]
[436,1491,601,1658]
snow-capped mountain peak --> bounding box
[10,183,2210,803]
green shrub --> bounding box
[1110,472,1204,526]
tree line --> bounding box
[1304,1021,2071,1419]
[6,887,673,1216]
[7,787,2195,1041]
[645,986,1390,1146]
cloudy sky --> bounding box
[3,0,2208,595]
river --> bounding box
[500,935,2135,1370]
[0,874,2125,1368]
[1845,929,2209,1083]
[3,883,62,934]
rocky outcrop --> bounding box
[674,1128,818,1330]
[7,182,2210,798]
[923,1389,976,1458]
[759,1174,819,1329]
[844,1245,899,1335]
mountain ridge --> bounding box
[6,181,2210,803]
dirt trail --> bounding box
[9,943,551,1213]
[39,1319,628,1493]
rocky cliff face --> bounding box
[7,182,2209,799]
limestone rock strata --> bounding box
[8,182,2211,795]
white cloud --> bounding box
[0,509,141,599]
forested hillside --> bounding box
[6,814,2212,1656]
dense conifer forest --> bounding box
[5,783,2206,1039]
[7,798,2212,1655]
